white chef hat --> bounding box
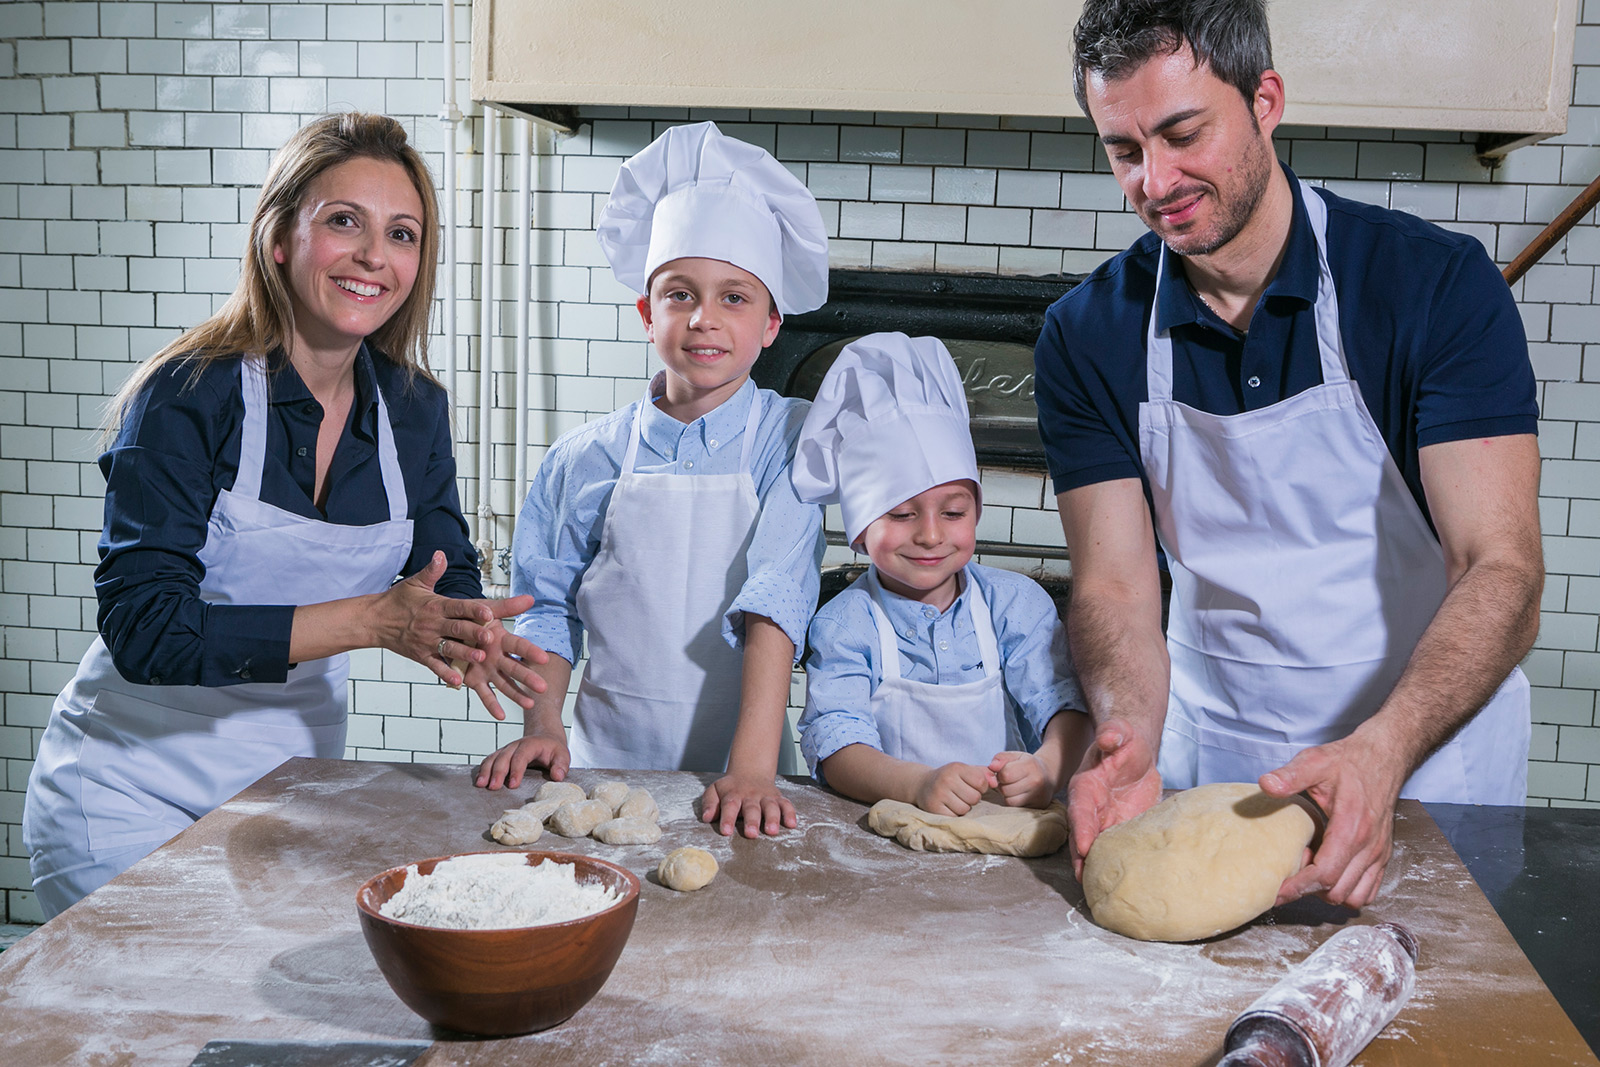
[792,332,981,546]
[596,121,829,317]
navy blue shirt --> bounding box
[1033,166,1537,529]
[95,347,480,688]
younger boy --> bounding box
[792,333,1091,814]
[475,122,829,838]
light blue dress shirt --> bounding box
[511,378,824,665]
[799,563,1087,780]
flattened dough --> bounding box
[592,816,663,845]
[658,847,718,891]
[617,788,658,822]
[489,807,543,846]
[548,799,612,837]
[1082,782,1317,942]
[534,780,586,807]
[866,799,1069,857]
[589,781,631,813]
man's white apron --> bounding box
[1140,181,1529,804]
[25,356,415,916]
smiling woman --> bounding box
[20,113,551,920]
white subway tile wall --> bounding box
[3,1,1600,920]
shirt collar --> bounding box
[640,375,758,458]
[266,344,381,438]
[870,565,971,625]
[1152,162,1318,334]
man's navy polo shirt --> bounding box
[1033,164,1537,530]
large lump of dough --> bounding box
[1082,782,1316,942]
[866,799,1069,857]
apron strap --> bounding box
[866,567,999,682]
[737,386,763,471]
[370,370,409,521]
[232,356,269,502]
[962,567,1001,678]
[865,568,906,682]
[622,380,766,477]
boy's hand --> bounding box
[701,773,798,838]
[475,731,571,791]
[456,622,550,722]
[989,751,1056,809]
[915,762,998,816]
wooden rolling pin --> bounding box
[1220,922,1419,1067]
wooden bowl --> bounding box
[356,850,641,1036]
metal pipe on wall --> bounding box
[439,0,461,403]
[474,110,499,579]
[514,117,533,510]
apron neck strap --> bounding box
[370,368,408,521]
[623,381,764,476]
[865,566,999,681]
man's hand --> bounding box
[1064,719,1162,879]
[700,773,798,838]
[1260,726,1410,909]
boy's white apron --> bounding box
[573,387,796,772]
[25,356,415,917]
[1141,179,1528,804]
[864,566,1018,767]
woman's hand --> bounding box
[369,552,535,686]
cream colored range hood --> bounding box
[472,0,1577,155]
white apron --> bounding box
[572,384,797,772]
[25,356,415,916]
[1142,180,1529,805]
[865,566,1015,767]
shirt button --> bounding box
[149,675,160,685]
[240,669,252,681]
[296,446,308,457]
[302,403,316,416]
[683,460,694,469]
[1247,375,1262,388]
[923,607,936,619]
[709,439,718,448]
[938,640,950,651]
[903,630,915,640]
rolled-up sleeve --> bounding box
[798,600,884,780]
[992,575,1086,740]
[95,362,297,687]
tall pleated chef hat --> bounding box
[792,332,981,546]
[596,121,829,317]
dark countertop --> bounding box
[1426,802,1600,1056]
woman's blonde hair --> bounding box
[104,112,441,438]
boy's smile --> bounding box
[638,257,781,424]
[861,481,980,612]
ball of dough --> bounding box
[617,788,658,822]
[548,798,612,837]
[1082,783,1317,942]
[589,781,631,813]
[592,816,663,845]
[866,799,1068,857]
[657,846,718,891]
[534,780,586,807]
[489,807,543,845]
[520,796,567,823]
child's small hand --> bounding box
[475,731,571,791]
[989,751,1056,809]
[915,762,997,816]
[700,773,798,838]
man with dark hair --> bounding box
[1037,0,1541,909]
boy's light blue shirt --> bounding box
[511,377,825,664]
[799,562,1087,780]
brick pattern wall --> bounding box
[2,0,1599,921]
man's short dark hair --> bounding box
[1072,0,1273,118]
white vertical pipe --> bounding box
[439,0,460,403]
[475,111,499,577]
[514,118,533,509]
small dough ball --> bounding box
[617,788,658,822]
[1082,783,1317,942]
[657,846,718,891]
[548,799,612,838]
[520,796,566,823]
[489,807,544,846]
[592,816,663,845]
[534,780,586,807]
[589,781,631,813]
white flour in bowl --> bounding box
[379,853,621,930]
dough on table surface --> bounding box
[657,846,718,891]
[592,816,664,845]
[548,798,613,838]
[618,788,658,822]
[866,798,1069,857]
[589,781,632,813]
[488,807,544,846]
[520,796,567,822]
[534,780,586,807]
[1082,782,1317,943]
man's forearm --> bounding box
[1067,581,1171,751]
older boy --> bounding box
[476,122,829,838]
[793,334,1091,814]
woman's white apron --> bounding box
[864,566,1017,767]
[1140,180,1528,805]
[25,356,415,916]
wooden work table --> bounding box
[1,759,1594,1066]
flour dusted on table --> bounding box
[380,853,620,930]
